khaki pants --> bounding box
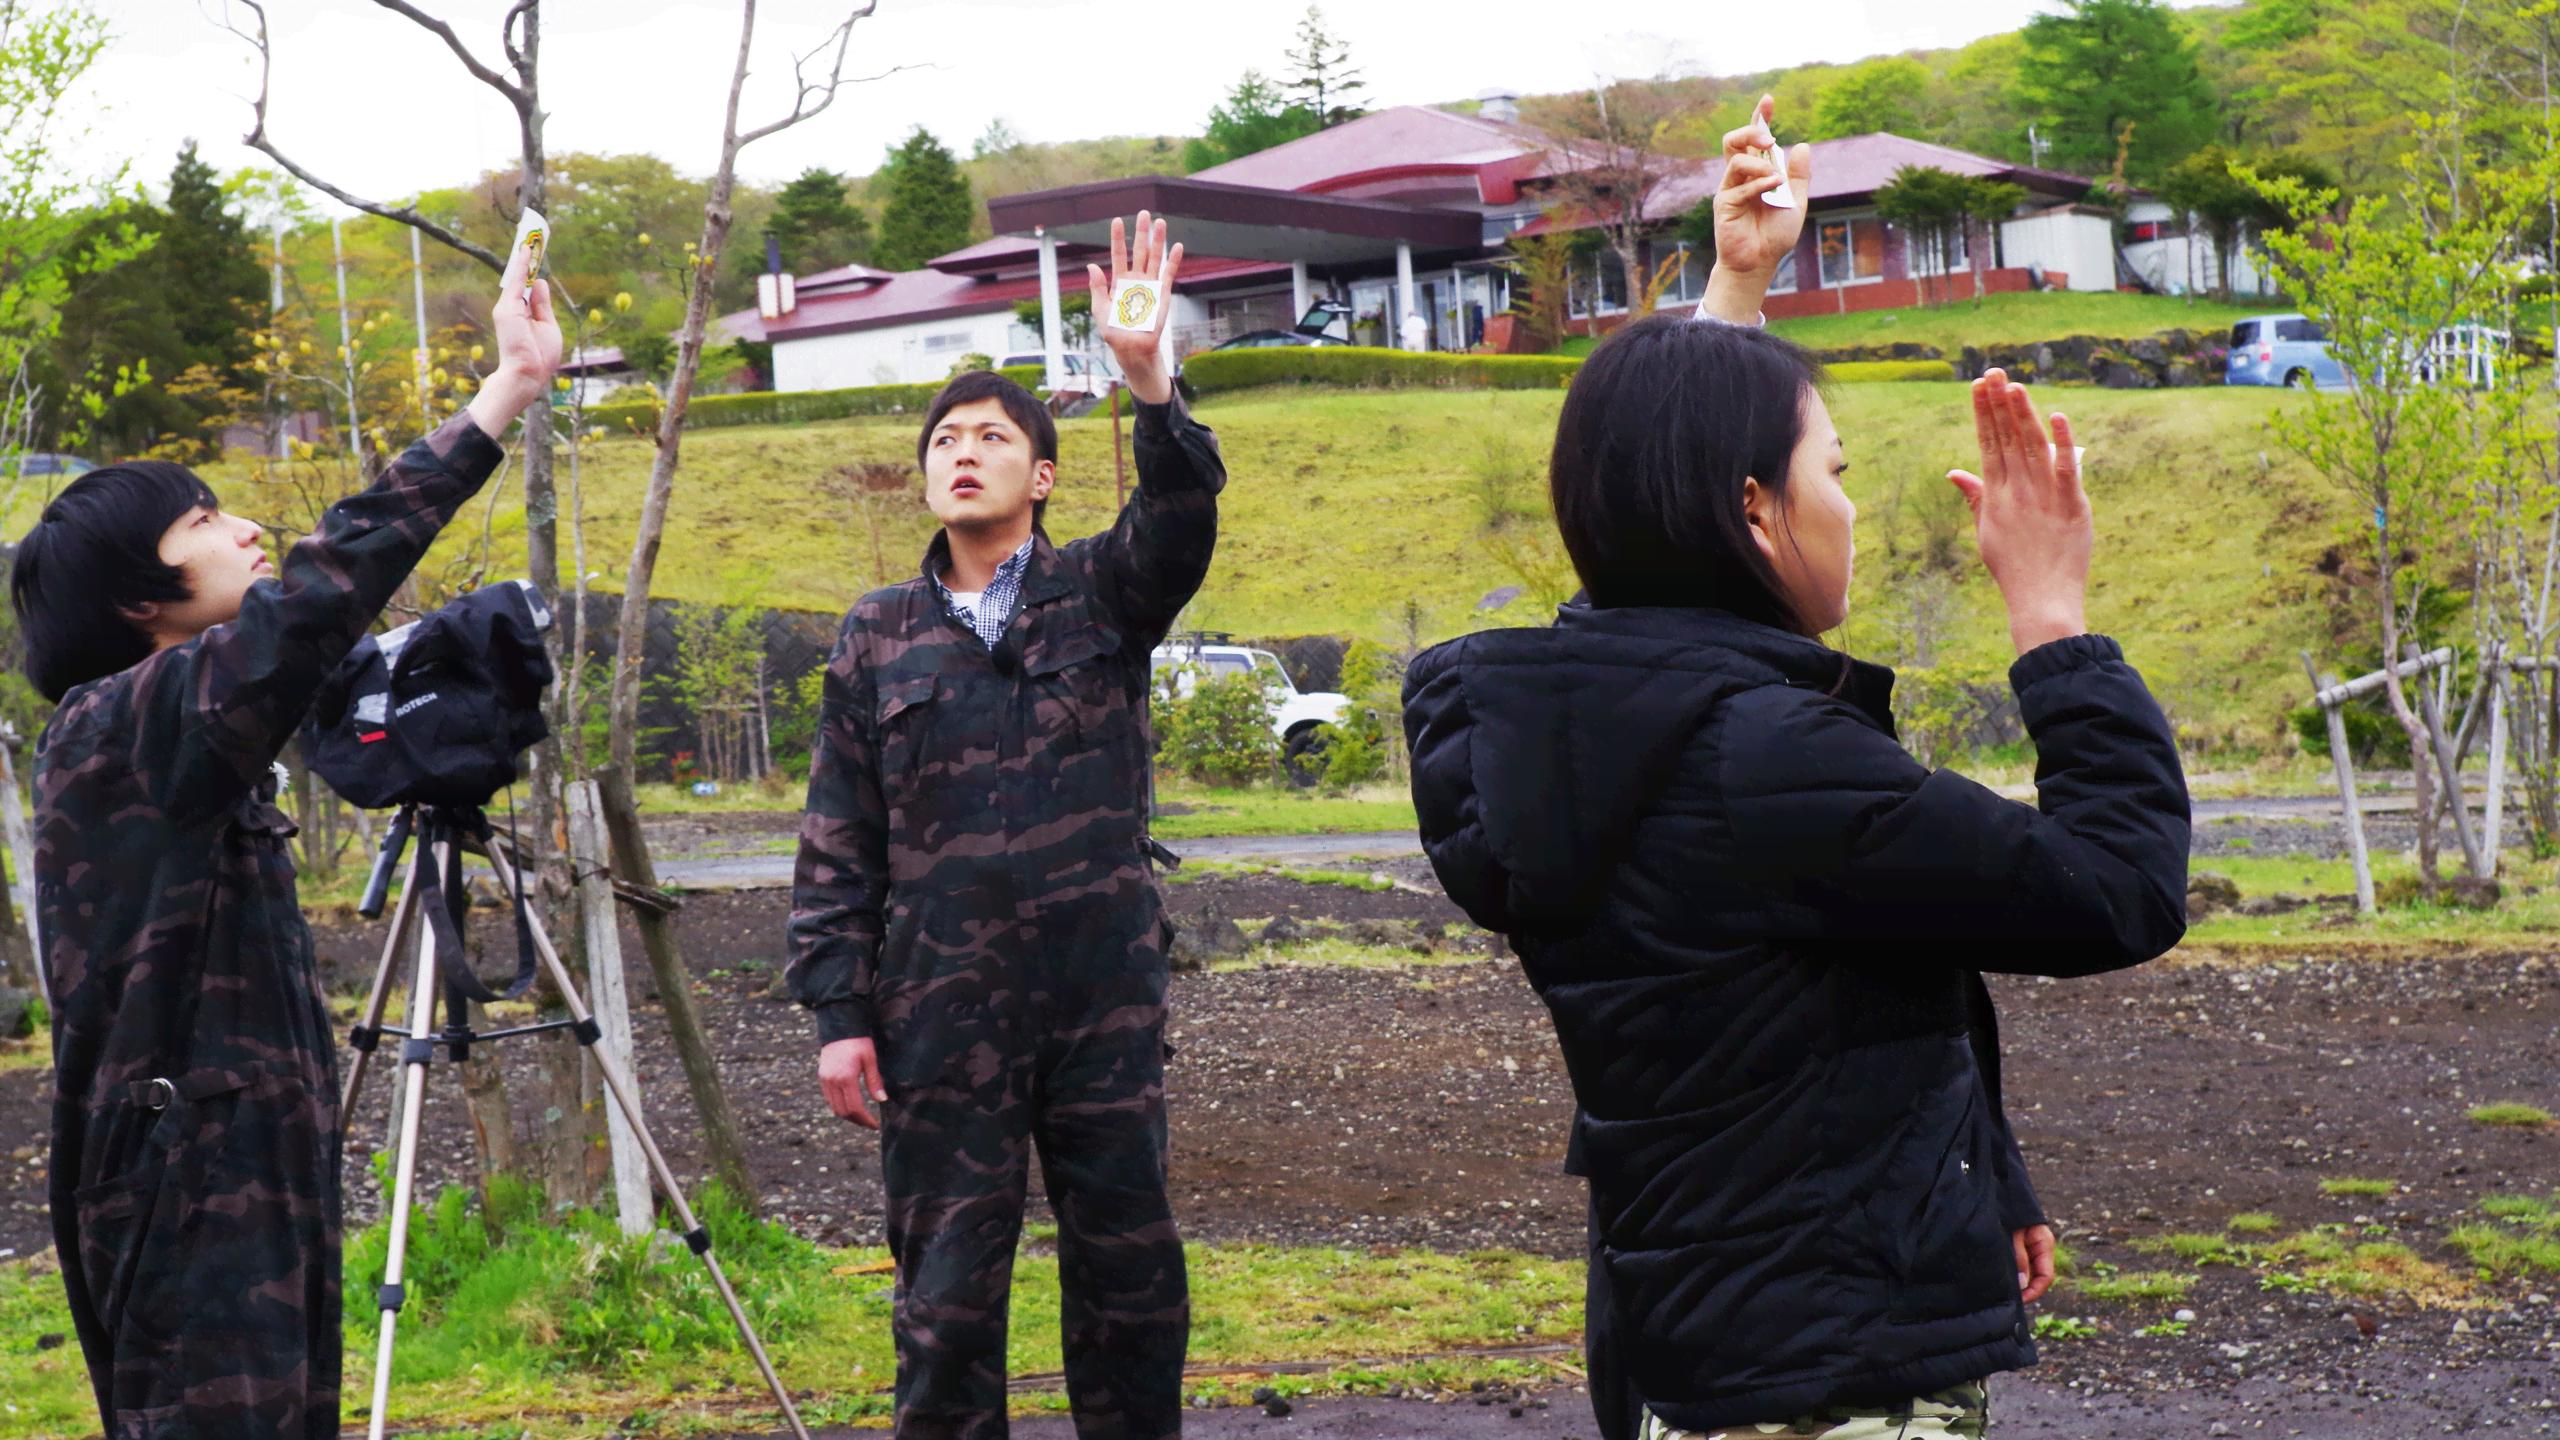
[1639,1381,1990,1440]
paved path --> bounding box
[655,831,1424,890]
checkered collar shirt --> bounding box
[933,535,1036,650]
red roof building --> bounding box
[758,105,2107,390]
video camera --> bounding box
[302,579,555,811]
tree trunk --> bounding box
[1617,238,1647,320]
[595,767,757,1204]
[2376,576,2441,893]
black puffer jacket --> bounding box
[1403,604,2189,1430]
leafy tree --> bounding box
[1940,33,2038,163]
[972,118,1023,160]
[1183,71,1322,172]
[1957,176,2026,302]
[1810,57,1933,141]
[763,166,870,272]
[2020,0,2220,181]
[1874,165,1971,305]
[1285,5,1366,128]
[620,331,675,388]
[1012,291,1094,350]
[2157,146,2333,298]
[872,127,975,271]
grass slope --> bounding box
[1768,291,2269,354]
[182,369,2336,755]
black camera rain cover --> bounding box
[303,580,556,810]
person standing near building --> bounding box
[788,211,1220,1440]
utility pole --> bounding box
[331,216,361,469]
[269,215,289,460]
[411,221,432,431]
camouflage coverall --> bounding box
[1639,1383,1991,1439]
[40,414,504,1438]
[788,394,1223,1440]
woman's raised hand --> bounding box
[1946,369,2092,656]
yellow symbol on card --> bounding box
[1115,284,1157,329]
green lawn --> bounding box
[2185,850,2560,944]
[156,359,2341,759]
[1767,290,2267,354]
[1153,782,1417,840]
[0,1219,1580,1440]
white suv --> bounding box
[1150,636,1352,782]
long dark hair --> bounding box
[12,462,218,702]
[1549,312,1828,629]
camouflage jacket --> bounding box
[40,415,502,1354]
[787,394,1225,1045]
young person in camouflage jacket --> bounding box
[16,247,560,1439]
[788,213,1217,1440]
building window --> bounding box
[1770,247,1799,295]
[1659,243,1709,307]
[1816,217,1886,287]
[1568,252,1629,319]
[920,330,973,351]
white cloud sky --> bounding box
[69,0,2226,208]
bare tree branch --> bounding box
[501,0,535,72]
[219,0,505,270]
[737,2,912,147]
[367,0,525,105]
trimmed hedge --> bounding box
[1180,345,1582,396]
[1827,359,1960,383]
[578,364,1047,435]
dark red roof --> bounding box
[1518,132,2095,235]
[757,256,1285,343]
[1193,105,1544,198]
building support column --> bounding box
[1396,242,1418,349]
[1036,226,1066,392]
[1291,259,1312,326]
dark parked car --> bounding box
[1211,329,1350,351]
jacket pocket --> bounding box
[1855,1038,2017,1323]
[874,674,941,808]
[1025,627,1131,759]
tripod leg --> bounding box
[482,838,813,1440]
[341,869,425,1123]
[366,837,448,1440]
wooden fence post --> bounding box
[593,767,757,1206]
[569,780,653,1236]
[2305,653,2378,916]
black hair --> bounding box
[1549,312,1830,630]
[917,370,1058,529]
[11,461,220,702]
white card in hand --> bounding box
[2050,442,2088,468]
[1107,276,1166,333]
[1761,141,1795,209]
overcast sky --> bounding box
[71,0,2228,207]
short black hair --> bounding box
[1549,312,1829,629]
[917,370,1058,529]
[11,461,219,702]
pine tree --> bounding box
[2020,0,2220,181]
[1184,70,1322,171]
[160,140,264,388]
[1286,6,1367,128]
[872,128,976,272]
[764,167,872,271]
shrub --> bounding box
[582,365,1047,435]
[1892,662,2017,768]
[2468,1102,2554,1129]
[1157,668,1281,787]
[1827,359,1959,382]
[1181,345,1582,396]
[1316,712,1388,791]
[2290,700,2413,766]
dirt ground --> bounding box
[5,847,2559,1438]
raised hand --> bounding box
[466,230,565,438]
[1946,369,2092,656]
[1700,94,1813,324]
[1087,209,1185,405]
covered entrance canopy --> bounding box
[985,176,1488,385]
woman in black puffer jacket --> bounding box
[1401,102,2190,1440]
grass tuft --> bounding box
[2228,1211,2282,1234]
[2467,1102,2554,1129]
[2320,1177,2397,1198]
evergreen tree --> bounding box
[764,167,871,271]
[1286,6,1366,128]
[160,141,263,390]
[2020,0,2220,182]
[1184,71,1322,172]
[872,128,976,272]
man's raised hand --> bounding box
[1088,209,1184,406]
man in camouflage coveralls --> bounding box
[790,213,1211,1440]
[22,254,558,1439]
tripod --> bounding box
[339,803,811,1440]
